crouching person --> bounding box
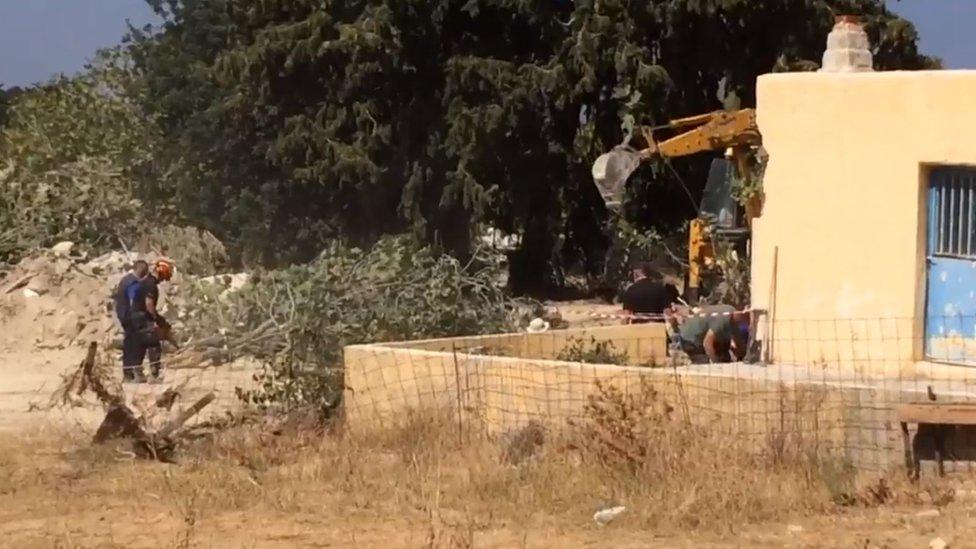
[669,304,751,364]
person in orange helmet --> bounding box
[126,259,174,383]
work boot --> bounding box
[149,364,164,384]
[125,367,148,384]
[122,365,145,383]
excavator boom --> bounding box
[644,109,760,158]
[592,109,761,205]
[590,107,764,305]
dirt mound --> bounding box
[0,242,191,353]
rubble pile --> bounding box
[0,241,243,353]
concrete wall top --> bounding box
[752,70,976,328]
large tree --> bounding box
[127,0,936,290]
[0,54,165,261]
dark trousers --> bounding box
[121,322,142,379]
[122,316,163,379]
[133,341,162,377]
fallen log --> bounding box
[158,392,216,439]
[93,405,147,444]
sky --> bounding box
[0,0,974,87]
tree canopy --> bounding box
[2,0,937,292]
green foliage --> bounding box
[141,225,229,276]
[731,153,768,208]
[126,0,936,292]
[0,86,24,128]
[0,53,166,262]
[183,236,520,416]
[702,243,751,309]
[556,336,630,366]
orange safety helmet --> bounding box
[155,259,174,281]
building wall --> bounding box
[751,71,976,368]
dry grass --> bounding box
[0,383,967,547]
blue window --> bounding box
[930,168,976,259]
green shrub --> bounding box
[183,236,522,418]
[556,336,630,365]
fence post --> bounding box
[452,343,464,445]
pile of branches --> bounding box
[51,342,216,462]
[175,236,525,418]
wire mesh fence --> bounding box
[343,315,976,476]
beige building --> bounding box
[751,70,976,371]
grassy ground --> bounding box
[1,396,973,548]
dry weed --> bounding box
[563,379,853,530]
[0,392,899,544]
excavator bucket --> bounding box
[591,147,642,209]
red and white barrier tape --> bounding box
[585,307,761,322]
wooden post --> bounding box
[765,246,779,363]
[452,344,464,445]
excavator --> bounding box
[591,109,763,303]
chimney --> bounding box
[820,15,874,73]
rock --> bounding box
[25,276,50,295]
[787,524,804,534]
[53,258,73,276]
[86,251,130,274]
[51,310,83,342]
[22,288,40,299]
[929,537,949,549]
[593,506,626,526]
[50,241,75,255]
[916,509,941,519]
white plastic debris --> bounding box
[930,537,949,549]
[526,318,550,334]
[50,241,75,255]
[593,506,626,526]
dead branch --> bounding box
[155,388,181,411]
[3,272,36,294]
[158,393,215,439]
[93,405,148,444]
[79,342,124,408]
[46,344,218,463]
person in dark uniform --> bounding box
[128,259,174,383]
[674,304,751,363]
[114,260,149,382]
[620,263,680,323]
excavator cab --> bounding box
[700,158,737,229]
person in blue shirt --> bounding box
[113,260,148,382]
[128,260,174,383]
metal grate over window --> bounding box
[931,168,976,259]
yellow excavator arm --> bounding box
[591,108,763,304]
[592,109,761,203]
[639,109,760,158]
